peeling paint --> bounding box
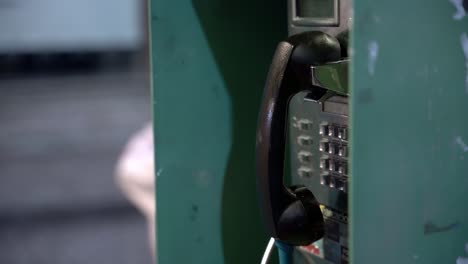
[450,0,466,20]
[196,169,212,187]
[368,41,379,76]
[156,168,164,177]
[455,136,468,152]
[422,64,430,78]
[424,221,460,235]
[457,244,468,264]
[461,33,468,93]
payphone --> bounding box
[256,0,351,263]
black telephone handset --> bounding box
[256,31,343,245]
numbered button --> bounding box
[319,141,329,152]
[334,178,344,190]
[320,158,330,169]
[329,161,336,172]
[329,176,336,188]
[319,123,329,136]
[343,164,349,175]
[338,128,348,140]
[338,145,348,157]
[336,179,348,192]
[337,163,347,175]
[320,173,330,186]
[328,125,335,137]
[342,182,348,193]
[329,143,339,155]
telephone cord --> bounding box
[260,238,294,264]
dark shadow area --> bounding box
[192,1,286,263]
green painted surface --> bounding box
[150,0,286,263]
[351,1,468,263]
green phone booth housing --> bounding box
[150,0,286,263]
[150,0,468,263]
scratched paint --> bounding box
[424,221,460,235]
[368,41,379,76]
[450,0,467,20]
[427,99,433,121]
[455,136,468,152]
[461,33,468,93]
[156,168,164,177]
[196,169,212,187]
[352,1,468,263]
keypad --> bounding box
[293,114,349,193]
[318,123,349,193]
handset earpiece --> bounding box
[256,31,341,245]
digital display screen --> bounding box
[296,0,335,19]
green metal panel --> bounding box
[150,0,286,263]
[351,1,468,263]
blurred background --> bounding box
[0,0,153,263]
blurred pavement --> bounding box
[0,64,153,264]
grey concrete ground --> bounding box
[0,63,153,263]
